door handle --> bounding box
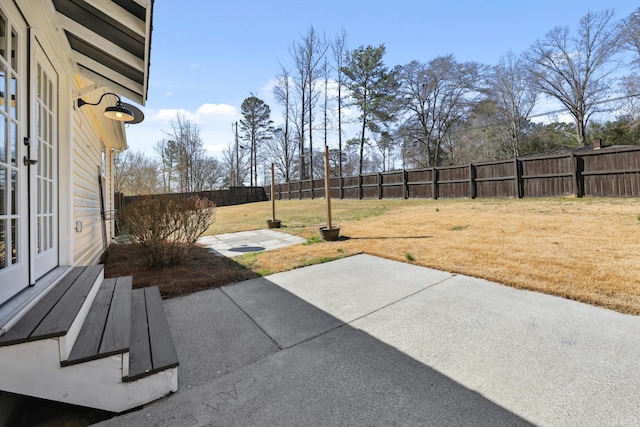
[23,156,38,166]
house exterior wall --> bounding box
[0,0,140,304]
[71,77,123,266]
[72,102,105,266]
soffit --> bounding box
[51,0,153,105]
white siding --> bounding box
[71,77,126,266]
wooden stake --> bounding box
[271,163,276,221]
[324,145,332,229]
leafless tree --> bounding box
[191,157,224,191]
[524,9,622,146]
[114,150,159,195]
[162,113,206,192]
[290,26,328,180]
[621,7,640,63]
[491,51,537,157]
[396,56,489,167]
[272,65,298,181]
[617,75,640,141]
[264,127,298,182]
[154,138,175,193]
[332,28,349,177]
[221,141,250,186]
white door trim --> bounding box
[31,38,59,280]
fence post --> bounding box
[403,170,408,199]
[570,151,582,197]
[340,176,344,199]
[513,158,522,198]
[359,175,363,199]
[378,173,383,199]
[432,167,438,200]
[469,163,476,199]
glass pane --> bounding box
[37,174,41,213]
[47,181,52,213]
[0,167,5,215]
[0,115,5,163]
[47,77,52,110]
[41,142,46,178]
[42,179,47,215]
[47,216,52,250]
[10,169,15,215]
[0,219,5,268]
[10,120,15,165]
[42,216,47,251]
[0,64,5,112]
[48,143,51,179]
[37,63,41,98]
[9,74,16,119]
[36,217,40,253]
[10,28,16,72]
[47,110,52,143]
[0,14,5,61]
[11,218,16,263]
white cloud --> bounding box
[196,103,237,117]
[165,91,174,97]
[149,108,194,121]
[203,143,228,154]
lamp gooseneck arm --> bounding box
[77,92,121,108]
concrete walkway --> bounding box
[97,253,640,426]
[198,229,306,257]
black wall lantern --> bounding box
[77,92,135,122]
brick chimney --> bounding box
[593,138,602,149]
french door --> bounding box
[0,3,58,305]
[0,2,28,303]
[31,41,58,280]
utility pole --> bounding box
[233,122,239,186]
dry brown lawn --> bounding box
[205,197,640,315]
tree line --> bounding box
[116,8,640,195]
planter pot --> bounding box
[267,219,282,229]
[319,226,340,241]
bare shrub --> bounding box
[117,195,215,267]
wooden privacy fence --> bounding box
[115,186,267,209]
[266,145,640,200]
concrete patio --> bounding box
[95,250,640,426]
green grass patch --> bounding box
[405,253,415,261]
[450,225,470,231]
[304,236,324,245]
[238,253,259,268]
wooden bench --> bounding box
[64,276,132,365]
[0,266,102,346]
[126,287,179,381]
[0,266,178,383]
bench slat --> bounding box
[0,267,85,346]
[30,265,103,340]
[127,288,152,381]
[65,279,116,365]
[145,287,179,372]
[99,276,132,355]
[100,276,133,354]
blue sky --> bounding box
[124,0,638,159]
